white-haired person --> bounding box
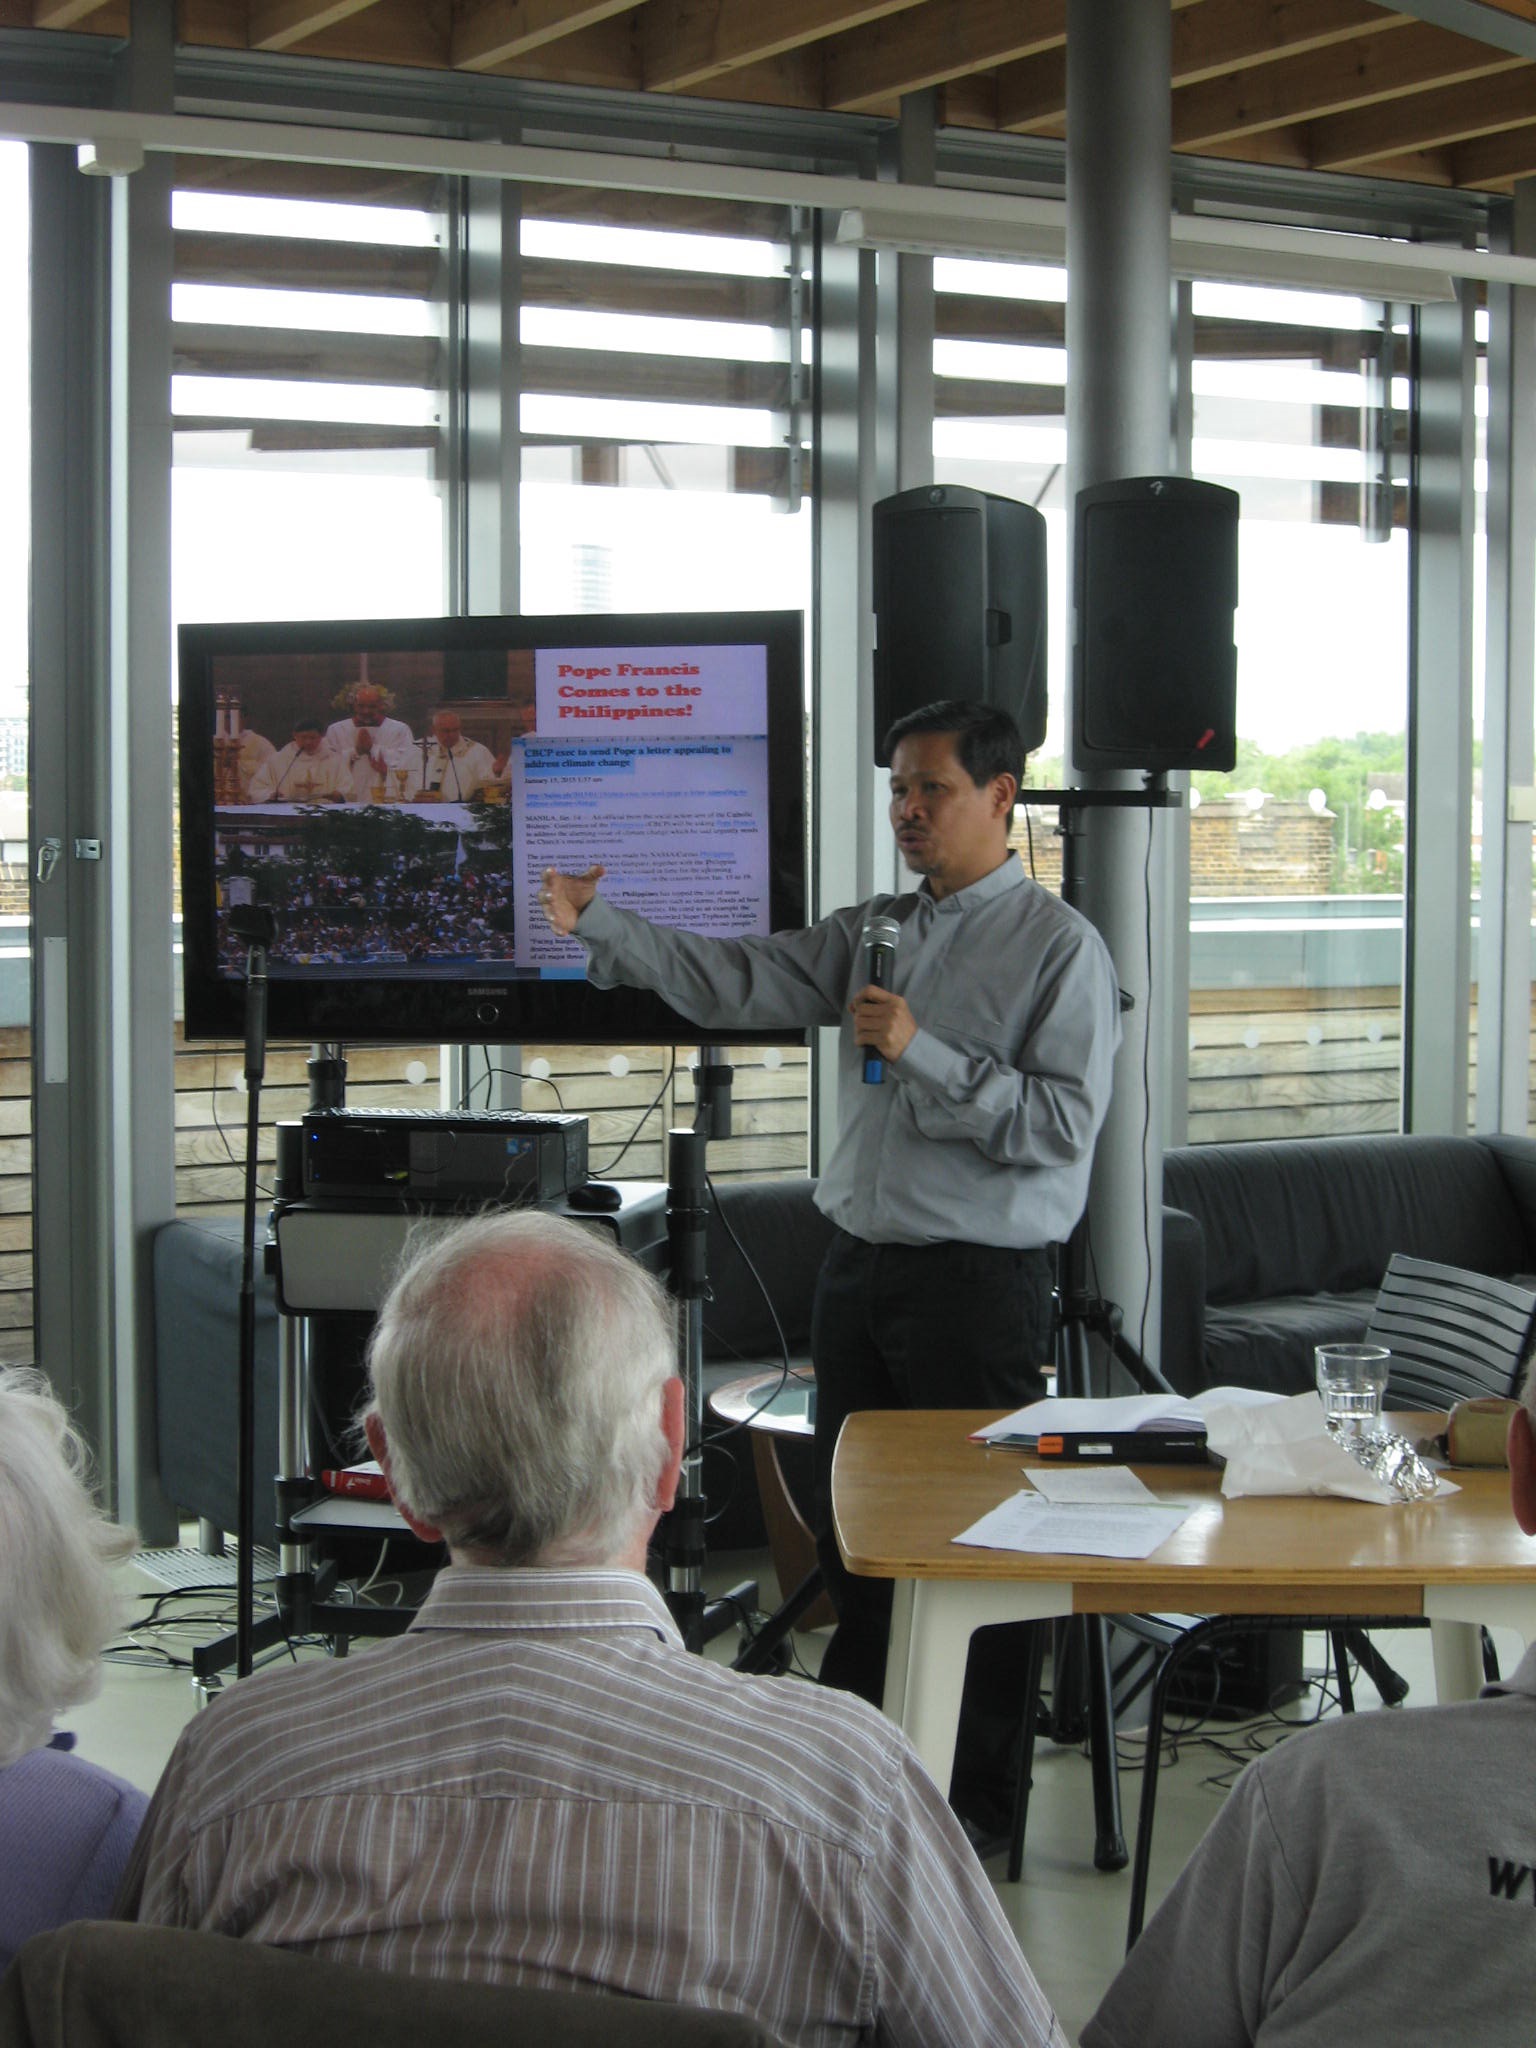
[118,1210,1065,2048]
[0,1369,145,1970]
[1083,1359,1536,2048]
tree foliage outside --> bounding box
[1193,732,1406,893]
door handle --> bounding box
[35,837,61,885]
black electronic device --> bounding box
[567,1180,624,1212]
[1072,475,1239,772]
[300,1108,587,1206]
[177,608,807,1046]
[872,485,1048,760]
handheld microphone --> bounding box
[861,916,900,1085]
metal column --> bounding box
[107,0,179,1536]
[1405,289,1477,1134]
[1065,0,1175,1369]
[1478,180,1536,1137]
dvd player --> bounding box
[300,1109,588,1207]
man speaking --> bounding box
[540,699,1120,1737]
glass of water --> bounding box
[1315,1343,1391,1437]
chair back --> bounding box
[1366,1254,1536,1410]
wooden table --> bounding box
[832,1408,1536,1793]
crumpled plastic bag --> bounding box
[1201,1391,1453,1504]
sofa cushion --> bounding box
[1178,1290,1375,1398]
[1163,1136,1531,1306]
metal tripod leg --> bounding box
[1055,1306,1127,1871]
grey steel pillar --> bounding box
[1404,289,1477,1134]
[1065,0,1174,1369]
[446,168,523,1113]
[107,0,179,1536]
[29,149,115,1465]
[1477,180,1536,1137]
[813,215,867,1172]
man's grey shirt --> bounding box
[117,1567,1062,2048]
[1083,1639,1536,2047]
[578,858,1121,1249]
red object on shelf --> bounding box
[317,1465,392,1502]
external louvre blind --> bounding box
[171,156,447,464]
[518,185,806,507]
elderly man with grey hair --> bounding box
[118,1211,1064,2048]
[1083,1364,1536,2048]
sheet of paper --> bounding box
[953,1491,1197,1559]
[1024,1466,1157,1505]
[973,1393,1205,1443]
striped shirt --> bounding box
[117,1568,1062,2047]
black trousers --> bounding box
[811,1228,1053,1710]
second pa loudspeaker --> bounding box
[872,485,1047,763]
[1072,475,1239,773]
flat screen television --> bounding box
[177,609,807,1046]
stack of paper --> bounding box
[971,1394,1206,1446]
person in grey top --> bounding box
[540,700,1122,1756]
[120,1211,1066,2048]
[1082,1363,1536,2048]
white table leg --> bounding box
[882,1578,916,1728]
[1429,1620,1483,1702]
[894,1579,1071,1789]
[1424,1586,1536,1702]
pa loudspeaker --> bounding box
[872,485,1047,764]
[1072,475,1239,773]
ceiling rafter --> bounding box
[996,1,1401,141]
[1172,17,1527,148]
[821,0,1065,116]
[31,0,114,25]
[1308,60,1536,163]
[640,0,918,94]
[249,0,386,53]
[1449,116,1536,179]
[1169,0,1406,87]
[451,0,637,72]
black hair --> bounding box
[881,699,1023,789]
[292,718,323,734]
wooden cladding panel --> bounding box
[173,232,441,298]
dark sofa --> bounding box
[1159,1133,1536,1396]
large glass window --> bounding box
[171,160,450,1218]
[930,259,1412,1142]
[1186,285,1409,1144]
[516,188,813,1179]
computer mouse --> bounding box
[567,1181,623,1212]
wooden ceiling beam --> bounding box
[671,48,826,108]
[249,0,384,50]
[995,2,1401,140]
[277,0,452,67]
[1170,0,1406,87]
[822,0,1065,116]
[640,0,915,93]
[451,0,636,71]
[1450,118,1536,183]
[995,47,1063,133]
[476,17,640,86]
[1309,61,1536,164]
[1172,19,1525,148]
[31,0,114,24]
